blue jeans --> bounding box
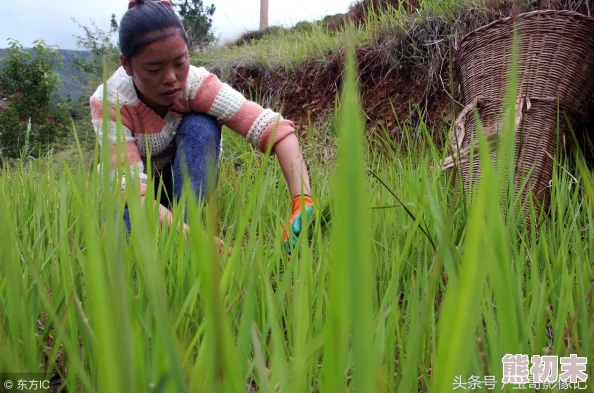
[123,113,222,233]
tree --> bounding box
[71,16,120,92]
[173,0,216,50]
[0,39,70,159]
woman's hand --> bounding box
[183,225,231,255]
[283,195,315,254]
[141,195,231,255]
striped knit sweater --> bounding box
[90,65,295,196]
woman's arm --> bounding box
[273,134,311,198]
[182,67,310,197]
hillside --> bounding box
[194,0,594,151]
[0,48,90,102]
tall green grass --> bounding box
[1,34,594,393]
[192,22,373,80]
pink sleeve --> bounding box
[186,67,295,153]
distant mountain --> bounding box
[0,48,91,102]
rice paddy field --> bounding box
[1,33,593,393]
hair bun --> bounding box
[128,0,172,9]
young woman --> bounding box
[90,0,314,253]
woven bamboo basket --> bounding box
[443,10,594,221]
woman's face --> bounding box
[121,32,190,110]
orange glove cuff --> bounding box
[289,195,314,222]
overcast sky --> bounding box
[0,0,355,50]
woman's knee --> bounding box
[123,208,132,234]
[177,113,221,145]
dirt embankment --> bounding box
[229,46,450,140]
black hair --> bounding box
[119,0,188,60]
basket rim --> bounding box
[453,9,594,101]
[458,9,594,49]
